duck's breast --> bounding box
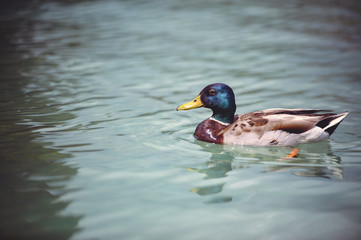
[194,118,229,144]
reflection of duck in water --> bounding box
[193,141,343,179]
[177,83,348,147]
[222,141,343,179]
[188,141,343,203]
[187,143,234,203]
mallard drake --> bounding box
[177,83,348,146]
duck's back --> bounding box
[222,109,348,146]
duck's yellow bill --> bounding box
[177,95,203,111]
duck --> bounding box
[176,83,348,146]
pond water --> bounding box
[1,0,361,239]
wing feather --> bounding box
[222,109,348,146]
[231,108,338,135]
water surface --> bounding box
[1,0,361,239]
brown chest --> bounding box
[193,119,229,144]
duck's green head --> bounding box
[177,83,236,124]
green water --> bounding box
[1,0,361,239]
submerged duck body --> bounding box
[177,83,348,146]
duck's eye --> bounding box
[209,89,216,96]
